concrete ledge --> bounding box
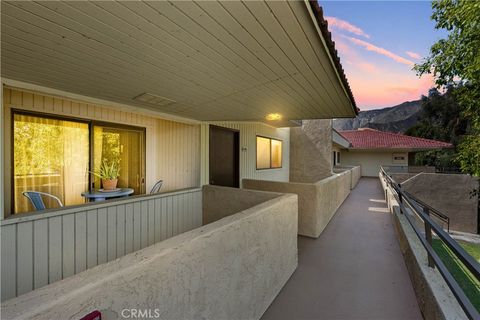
[380,174,467,320]
[243,168,354,238]
[2,190,298,320]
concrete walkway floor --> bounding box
[262,178,422,320]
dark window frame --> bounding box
[11,109,146,214]
[256,135,283,170]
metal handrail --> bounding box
[380,167,480,319]
[403,190,450,232]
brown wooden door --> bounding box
[209,125,240,188]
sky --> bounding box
[320,1,448,110]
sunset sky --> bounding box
[321,1,447,110]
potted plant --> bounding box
[91,160,121,190]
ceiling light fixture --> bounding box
[265,113,282,121]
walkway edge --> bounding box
[382,176,468,320]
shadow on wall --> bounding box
[290,120,333,183]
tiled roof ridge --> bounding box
[339,128,452,146]
[338,128,453,149]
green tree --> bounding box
[405,86,466,168]
[414,0,480,177]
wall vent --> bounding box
[132,93,176,107]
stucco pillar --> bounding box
[290,119,333,183]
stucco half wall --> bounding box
[334,166,361,189]
[1,187,298,320]
[243,168,354,238]
[202,185,282,225]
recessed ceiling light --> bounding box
[132,93,176,107]
[265,113,282,121]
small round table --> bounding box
[81,188,134,202]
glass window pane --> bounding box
[13,114,89,213]
[256,136,271,169]
[271,139,282,168]
[93,125,145,194]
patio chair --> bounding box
[150,180,164,194]
[22,191,64,211]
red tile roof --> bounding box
[339,128,453,150]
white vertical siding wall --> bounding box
[0,188,202,301]
[200,122,290,185]
[2,87,201,216]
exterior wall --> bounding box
[200,122,290,185]
[202,185,280,225]
[290,119,333,183]
[401,173,479,234]
[1,190,298,320]
[0,188,202,301]
[341,150,408,177]
[2,87,201,217]
[243,168,353,238]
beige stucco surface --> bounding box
[401,173,479,234]
[341,150,407,177]
[202,185,282,225]
[390,173,418,184]
[290,120,333,183]
[243,168,353,238]
[1,187,298,320]
[380,174,468,320]
[334,166,361,189]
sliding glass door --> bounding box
[92,124,145,194]
[13,113,89,213]
[13,112,146,214]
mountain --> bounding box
[333,100,422,133]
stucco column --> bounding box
[290,119,333,183]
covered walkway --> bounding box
[262,178,422,320]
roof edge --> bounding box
[306,0,358,116]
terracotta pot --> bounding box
[102,178,118,190]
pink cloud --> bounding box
[347,73,435,109]
[357,62,379,73]
[329,31,433,108]
[343,36,414,66]
[405,51,422,60]
[333,38,380,73]
[325,16,370,39]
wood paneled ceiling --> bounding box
[1,0,357,124]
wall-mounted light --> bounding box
[265,113,282,121]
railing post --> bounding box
[398,184,403,214]
[423,206,435,268]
